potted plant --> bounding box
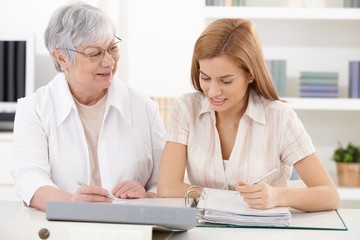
[332,142,360,187]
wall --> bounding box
[119,0,204,97]
[0,0,203,96]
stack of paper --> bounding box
[196,188,291,227]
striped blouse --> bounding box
[166,89,315,190]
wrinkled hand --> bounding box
[112,180,148,199]
[71,185,112,203]
[235,181,279,209]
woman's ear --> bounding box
[51,49,68,72]
[249,73,254,83]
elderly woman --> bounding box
[12,2,165,211]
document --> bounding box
[195,188,291,227]
[191,188,347,231]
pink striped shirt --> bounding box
[166,89,315,190]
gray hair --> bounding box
[45,2,116,72]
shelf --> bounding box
[205,7,360,20]
[338,187,360,201]
[0,132,13,141]
[283,98,360,111]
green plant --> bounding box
[332,142,360,163]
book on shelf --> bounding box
[299,71,339,98]
[266,59,287,97]
[349,61,360,98]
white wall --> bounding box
[120,0,204,97]
[0,0,204,97]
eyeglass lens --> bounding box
[87,42,121,62]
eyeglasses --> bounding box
[65,36,122,62]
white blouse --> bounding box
[166,89,315,190]
[12,73,166,205]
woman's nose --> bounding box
[208,82,222,97]
[101,51,116,66]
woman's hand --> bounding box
[112,180,151,199]
[235,182,280,209]
[71,185,112,203]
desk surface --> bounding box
[1,201,359,240]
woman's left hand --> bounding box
[112,180,148,199]
[235,182,279,209]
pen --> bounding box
[77,181,119,201]
[236,168,278,195]
[250,168,278,185]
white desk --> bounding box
[0,201,155,240]
[0,201,359,240]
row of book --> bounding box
[299,72,338,98]
[265,60,360,98]
[344,0,360,8]
[205,0,246,6]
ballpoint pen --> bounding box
[77,181,120,201]
[250,168,278,185]
[236,168,278,195]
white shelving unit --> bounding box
[204,6,360,20]
[283,97,360,111]
[204,6,360,98]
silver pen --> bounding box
[236,169,278,195]
[250,168,278,185]
[77,181,120,201]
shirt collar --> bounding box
[198,88,266,125]
[50,73,75,127]
[106,77,133,127]
[245,88,266,125]
[50,73,133,128]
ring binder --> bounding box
[46,200,198,231]
[184,185,206,207]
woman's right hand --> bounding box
[71,184,113,203]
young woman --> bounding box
[157,18,339,212]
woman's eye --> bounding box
[109,45,117,51]
[222,80,232,84]
[88,51,102,58]
[200,76,210,81]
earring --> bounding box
[249,79,254,83]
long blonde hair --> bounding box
[191,18,279,100]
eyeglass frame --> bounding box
[64,35,122,62]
